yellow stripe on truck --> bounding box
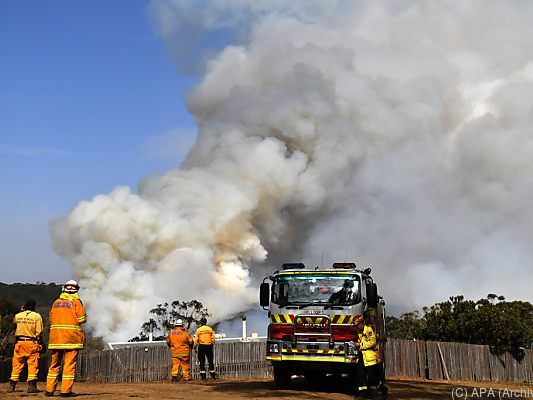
[280,356,347,363]
[272,313,360,325]
[270,314,294,323]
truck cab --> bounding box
[260,262,386,388]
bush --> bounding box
[386,294,533,355]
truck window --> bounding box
[271,275,360,306]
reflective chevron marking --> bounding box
[282,348,345,355]
[270,314,363,325]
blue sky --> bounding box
[0,0,198,283]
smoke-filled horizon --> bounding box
[51,0,533,341]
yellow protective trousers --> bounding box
[45,349,79,394]
[171,355,191,380]
[10,341,41,382]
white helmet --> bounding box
[64,280,79,293]
[175,319,184,326]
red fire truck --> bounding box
[259,262,386,387]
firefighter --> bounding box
[9,299,43,393]
[354,311,388,400]
[329,279,355,305]
[45,280,87,397]
[166,319,193,382]
[193,317,216,380]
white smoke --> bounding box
[51,0,533,341]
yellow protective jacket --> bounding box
[166,327,193,357]
[359,324,379,366]
[48,292,87,350]
[14,310,43,339]
[194,325,215,347]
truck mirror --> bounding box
[260,283,270,307]
[366,282,378,307]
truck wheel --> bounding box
[303,370,322,382]
[273,364,291,389]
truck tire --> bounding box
[273,364,291,389]
[303,370,323,382]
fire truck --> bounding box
[259,262,386,387]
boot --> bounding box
[379,384,388,400]
[209,370,216,379]
[44,391,55,397]
[8,380,16,392]
[171,376,178,383]
[200,371,207,380]
[27,380,39,393]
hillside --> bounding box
[0,282,62,309]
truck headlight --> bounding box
[268,343,280,353]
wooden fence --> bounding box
[1,339,531,383]
[0,340,272,383]
[384,339,533,382]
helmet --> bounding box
[175,319,184,326]
[24,299,36,311]
[64,280,79,293]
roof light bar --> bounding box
[281,262,306,270]
[332,262,357,269]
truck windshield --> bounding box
[271,274,360,306]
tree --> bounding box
[386,294,533,356]
[422,295,478,343]
[130,300,210,341]
[386,311,425,340]
[472,296,533,354]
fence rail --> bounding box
[1,339,531,383]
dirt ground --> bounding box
[2,378,532,399]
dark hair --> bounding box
[200,317,207,326]
[24,299,36,311]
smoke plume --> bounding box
[51,0,533,341]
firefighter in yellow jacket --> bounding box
[166,319,193,382]
[9,299,43,393]
[45,280,87,397]
[193,317,216,380]
[355,312,388,400]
